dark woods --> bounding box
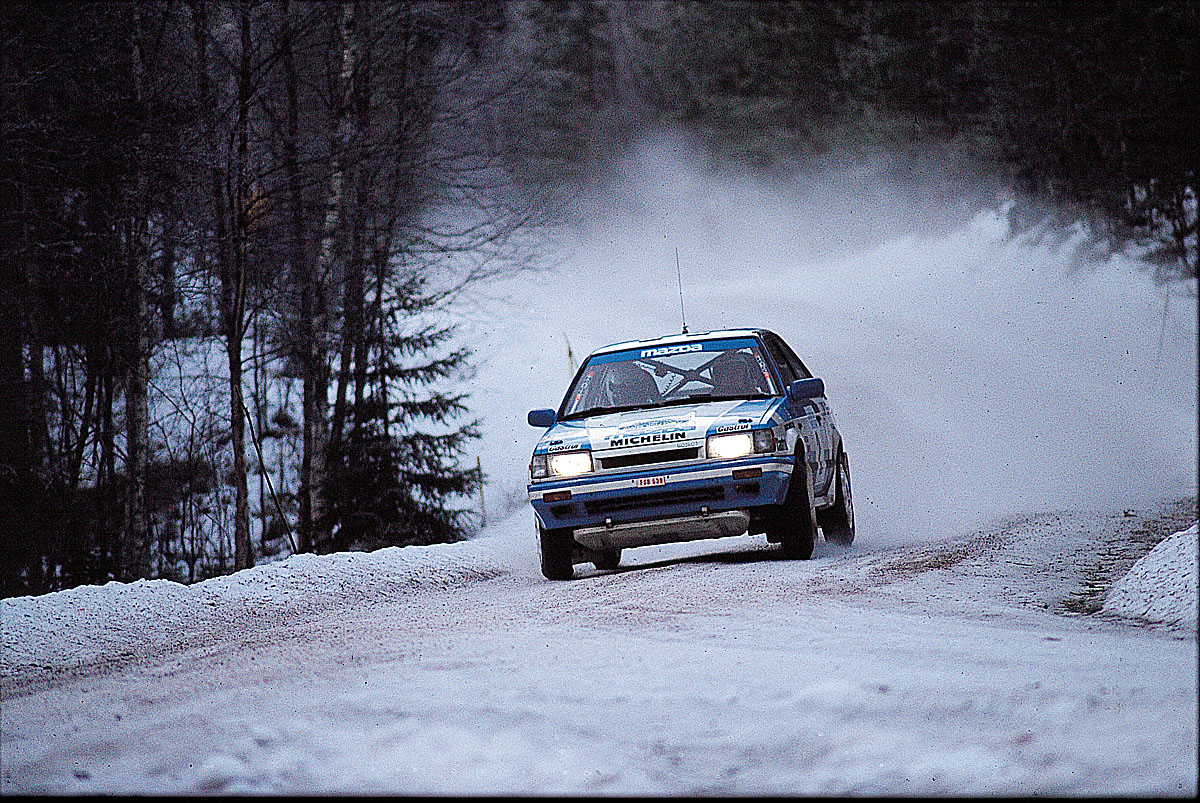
[2,0,1195,597]
[1,0,515,595]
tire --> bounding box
[817,450,855,545]
[768,459,818,559]
[538,520,575,580]
[592,549,621,571]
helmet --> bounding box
[603,361,661,406]
[710,351,764,397]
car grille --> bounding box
[597,447,700,470]
[584,485,725,516]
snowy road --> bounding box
[3,497,1195,795]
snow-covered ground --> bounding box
[2,498,1196,795]
[1104,522,1199,629]
[3,142,1197,795]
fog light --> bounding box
[543,490,571,503]
[732,467,762,480]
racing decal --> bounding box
[569,368,597,412]
[714,422,751,433]
[753,350,774,387]
[619,416,695,431]
[587,337,761,365]
[546,442,586,453]
[608,430,690,448]
[639,343,703,358]
[543,398,780,453]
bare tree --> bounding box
[190,0,253,569]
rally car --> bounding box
[526,328,854,580]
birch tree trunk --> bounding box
[192,0,252,569]
[331,5,372,462]
[303,0,357,552]
[228,0,253,570]
[280,0,312,552]
[126,6,151,579]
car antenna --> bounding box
[675,246,688,334]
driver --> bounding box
[602,361,662,407]
[709,351,765,397]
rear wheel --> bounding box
[769,460,818,559]
[538,521,575,580]
[592,549,621,571]
[817,450,855,545]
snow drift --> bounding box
[1103,521,1199,629]
[1,532,513,677]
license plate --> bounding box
[632,476,667,488]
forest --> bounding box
[1,0,1196,597]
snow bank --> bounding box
[1,533,512,677]
[1103,522,1199,629]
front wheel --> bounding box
[768,460,817,559]
[538,521,575,580]
[817,450,855,545]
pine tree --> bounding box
[324,271,481,552]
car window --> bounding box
[561,338,779,419]
[775,336,812,379]
[763,336,797,385]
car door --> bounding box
[762,334,822,487]
[774,335,835,495]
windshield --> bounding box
[560,337,779,420]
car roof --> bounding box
[590,328,775,357]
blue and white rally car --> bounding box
[526,328,854,579]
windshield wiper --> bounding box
[561,402,665,421]
[658,392,774,407]
[653,395,712,408]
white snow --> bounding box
[2,502,1198,795]
[1104,522,1199,629]
[1,538,510,677]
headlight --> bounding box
[548,450,593,477]
[707,432,753,459]
[707,429,776,459]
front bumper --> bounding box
[573,509,751,551]
[527,455,794,534]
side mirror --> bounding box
[527,408,557,428]
[787,377,825,401]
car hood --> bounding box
[535,397,784,455]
